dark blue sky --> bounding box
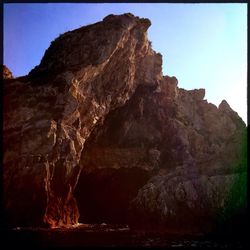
[3,3,247,123]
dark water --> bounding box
[2,224,247,248]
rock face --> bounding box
[3,65,13,79]
[3,13,247,232]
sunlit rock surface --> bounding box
[3,65,13,79]
[3,13,246,232]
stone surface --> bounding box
[3,13,247,232]
[81,65,247,232]
[3,13,160,228]
[2,65,13,79]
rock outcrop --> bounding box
[3,65,13,79]
[80,73,247,232]
[3,13,247,233]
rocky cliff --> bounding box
[3,65,13,79]
[3,13,247,233]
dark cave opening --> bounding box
[74,167,151,224]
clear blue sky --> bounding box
[4,3,247,123]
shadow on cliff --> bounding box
[75,167,151,224]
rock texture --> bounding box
[81,74,247,232]
[3,65,13,79]
[3,13,247,232]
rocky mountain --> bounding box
[3,13,247,233]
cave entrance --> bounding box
[74,167,151,225]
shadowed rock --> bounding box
[3,13,246,233]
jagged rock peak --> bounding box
[103,13,151,30]
[2,65,13,79]
[189,88,206,100]
[219,99,232,111]
[28,13,154,80]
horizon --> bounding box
[3,3,247,124]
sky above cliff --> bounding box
[4,3,247,124]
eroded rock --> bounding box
[3,13,247,233]
[2,65,13,79]
[4,13,160,228]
